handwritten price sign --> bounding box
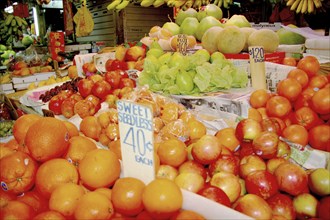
[248,46,266,90]
[117,100,155,184]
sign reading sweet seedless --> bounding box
[117,100,155,184]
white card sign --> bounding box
[117,100,155,184]
[248,46,267,90]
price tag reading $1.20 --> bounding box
[248,46,267,90]
[117,100,155,184]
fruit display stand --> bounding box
[11,71,56,91]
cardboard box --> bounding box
[12,72,56,90]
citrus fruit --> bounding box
[12,114,41,145]
[78,149,121,189]
[79,116,102,141]
[142,178,183,219]
[35,158,79,199]
[32,210,66,220]
[0,200,36,220]
[62,121,79,138]
[25,117,70,162]
[0,151,38,194]
[16,189,49,214]
[157,138,187,167]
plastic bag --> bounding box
[73,1,94,37]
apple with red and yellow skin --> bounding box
[233,194,273,220]
[134,59,145,71]
[125,45,146,62]
[245,170,279,200]
[197,184,231,207]
[115,45,128,61]
[77,78,94,98]
[252,131,279,160]
[88,74,104,83]
[82,63,90,73]
[61,98,76,118]
[208,154,240,176]
[107,59,128,71]
[267,193,296,220]
[274,162,308,196]
[104,94,118,108]
[235,118,263,142]
[293,193,319,219]
[104,70,122,90]
[40,65,53,72]
[308,168,330,196]
[14,61,28,70]
[48,96,64,115]
[239,155,266,179]
[126,61,136,70]
[191,134,222,165]
[119,78,136,89]
[210,171,241,203]
[174,172,205,193]
[266,157,287,174]
[178,160,208,181]
[156,164,179,181]
[276,140,291,159]
[20,67,30,76]
[238,142,255,159]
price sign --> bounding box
[177,34,188,56]
[248,46,267,90]
[117,100,155,184]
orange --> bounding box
[94,187,112,201]
[170,209,206,220]
[62,120,79,138]
[4,137,29,153]
[0,200,36,220]
[63,135,97,167]
[0,190,16,208]
[248,107,262,123]
[79,115,102,141]
[35,158,79,199]
[25,117,69,162]
[215,127,240,152]
[158,119,189,141]
[12,114,41,145]
[157,138,187,168]
[97,111,111,129]
[0,151,38,194]
[32,210,66,220]
[136,210,153,220]
[161,102,179,124]
[108,139,122,160]
[179,110,195,123]
[49,182,85,218]
[249,89,270,108]
[16,189,49,214]
[153,117,165,133]
[287,68,309,88]
[104,123,120,141]
[99,131,111,146]
[74,191,114,219]
[142,178,183,219]
[78,149,121,189]
[111,177,146,216]
[187,118,207,140]
[0,144,15,159]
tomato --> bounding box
[308,124,330,152]
[310,86,330,115]
[297,56,320,78]
[245,170,279,200]
[266,95,292,119]
[293,94,311,110]
[293,106,322,130]
[104,70,122,90]
[48,96,64,115]
[176,71,194,93]
[287,68,309,88]
[282,57,297,66]
[277,78,302,102]
[282,124,309,146]
[308,74,328,89]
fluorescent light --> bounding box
[33,7,40,36]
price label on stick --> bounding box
[248,46,267,90]
[117,100,155,184]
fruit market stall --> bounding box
[1,0,330,219]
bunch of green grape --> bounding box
[0,120,15,137]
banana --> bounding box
[286,0,295,6]
[307,0,314,13]
[107,0,122,10]
[174,0,187,7]
[217,0,223,7]
[11,18,16,27]
[301,0,308,13]
[313,0,322,8]
[166,0,176,7]
[4,15,14,26]
[14,16,22,27]
[182,0,194,10]
[115,0,130,10]
[153,0,165,7]
[290,0,301,11]
[140,0,155,7]
[296,0,304,13]
[213,0,219,4]
[192,0,202,9]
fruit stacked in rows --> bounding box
[0,14,28,46]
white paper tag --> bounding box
[249,46,267,90]
[117,100,155,184]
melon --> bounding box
[240,27,256,52]
[276,28,305,45]
[248,29,279,53]
[217,26,245,54]
[201,26,223,54]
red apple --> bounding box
[82,62,90,74]
[77,78,94,98]
[293,193,318,219]
[191,134,222,165]
[235,118,262,142]
[266,157,287,174]
[274,162,308,196]
[125,45,146,62]
[260,118,282,135]
[61,98,76,118]
[48,96,64,115]
[252,131,279,160]
[104,70,122,90]
[119,77,136,89]
[210,172,241,203]
[238,142,255,159]
[267,193,296,220]
[88,74,104,83]
[317,196,330,219]
[91,80,112,100]
[178,160,208,181]
[308,168,330,196]
[107,59,128,71]
[14,61,28,70]
[197,184,231,207]
[239,155,266,179]
[208,154,240,176]
[104,94,118,108]
[105,59,114,72]
[233,194,273,220]
[245,170,279,200]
